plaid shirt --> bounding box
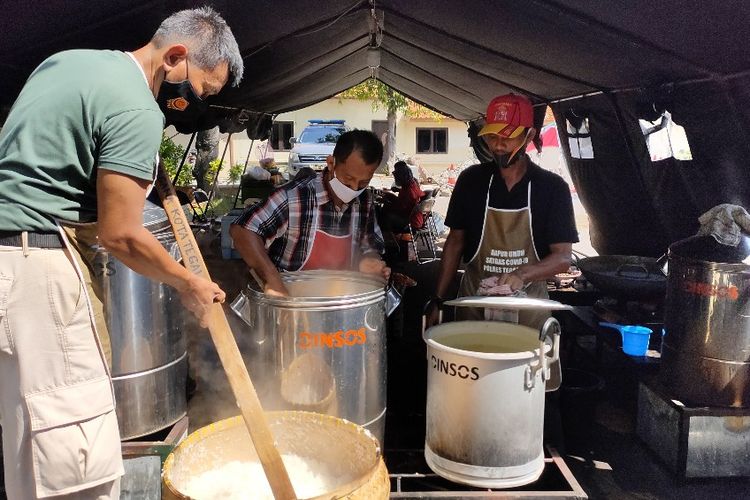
[232,172,384,271]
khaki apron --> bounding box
[58,162,158,369]
[59,222,112,368]
[456,177,550,329]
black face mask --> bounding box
[493,129,530,169]
[156,61,207,129]
[493,148,525,169]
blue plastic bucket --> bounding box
[599,322,653,356]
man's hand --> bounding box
[177,275,226,328]
[424,299,442,329]
[359,256,391,280]
[497,270,526,292]
[264,277,290,297]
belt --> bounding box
[0,231,64,248]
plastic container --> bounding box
[600,322,652,356]
[422,320,560,488]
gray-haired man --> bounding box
[0,7,243,499]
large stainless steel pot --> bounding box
[660,235,750,407]
[95,201,188,439]
[231,270,388,444]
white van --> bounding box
[287,120,349,176]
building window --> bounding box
[270,121,294,151]
[416,128,448,154]
[639,110,693,162]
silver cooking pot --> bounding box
[229,270,394,444]
[660,234,750,407]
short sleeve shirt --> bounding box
[232,173,385,271]
[445,159,579,262]
[0,49,164,231]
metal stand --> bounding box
[120,416,188,499]
[637,380,750,479]
[389,446,587,498]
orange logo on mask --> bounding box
[167,97,189,111]
[298,328,367,349]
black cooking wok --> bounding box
[576,255,667,300]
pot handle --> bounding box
[422,308,443,335]
[230,292,254,328]
[655,252,669,277]
[539,317,561,382]
[615,262,650,278]
[385,285,402,317]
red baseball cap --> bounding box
[478,94,534,138]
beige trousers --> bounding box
[0,245,122,499]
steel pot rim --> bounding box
[424,321,549,361]
[246,270,387,307]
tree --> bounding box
[193,127,220,191]
[339,80,444,173]
[159,134,191,186]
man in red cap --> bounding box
[426,94,578,328]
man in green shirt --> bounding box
[0,7,243,499]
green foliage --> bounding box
[199,160,247,187]
[208,194,237,216]
[228,163,246,184]
[339,79,445,120]
[160,134,194,186]
[339,79,407,113]
[205,159,222,186]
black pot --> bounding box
[577,255,667,300]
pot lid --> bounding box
[445,296,572,310]
[670,234,750,264]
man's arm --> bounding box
[358,195,390,280]
[424,228,465,328]
[230,187,292,295]
[97,170,225,326]
[229,225,289,296]
[500,242,573,291]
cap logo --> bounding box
[494,107,509,122]
[167,97,189,111]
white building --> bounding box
[170,96,476,180]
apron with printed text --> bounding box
[457,175,549,329]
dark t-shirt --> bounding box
[445,159,579,262]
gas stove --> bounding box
[592,297,663,329]
[387,446,587,498]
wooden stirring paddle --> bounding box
[154,165,297,500]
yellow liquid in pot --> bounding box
[436,332,539,353]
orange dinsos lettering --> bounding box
[297,328,367,349]
[683,280,739,301]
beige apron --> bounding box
[456,177,549,329]
[0,222,126,499]
[59,222,112,368]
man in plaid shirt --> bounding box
[231,130,390,296]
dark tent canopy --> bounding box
[2,0,749,255]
